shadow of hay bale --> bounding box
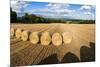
[61,52,80,63]
[80,42,95,62]
[38,54,59,65]
[37,42,95,65]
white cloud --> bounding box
[83,11,95,19]
[11,0,29,13]
[79,5,92,10]
[84,12,92,15]
[46,3,52,7]
[32,3,95,20]
[45,3,76,16]
[46,3,70,9]
[32,3,75,18]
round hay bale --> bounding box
[10,28,15,37]
[62,32,73,44]
[52,32,62,46]
[21,31,30,41]
[15,29,23,39]
[29,32,39,44]
[40,32,51,46]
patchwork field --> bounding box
[10,24,95,66]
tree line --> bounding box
[10,8,95,24]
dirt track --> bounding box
[10,24,95,66]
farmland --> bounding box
[10,23,95,66]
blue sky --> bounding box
[11,1,95,20]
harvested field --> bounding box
[10,23,95,66]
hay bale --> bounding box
[10,28,15,37]
[52,32,62,46]
[62,32,73,44]
[21,31,30,41]
[40,32,51,46]
[15,29,23,39]
[29,32,39,44]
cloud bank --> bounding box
[10,1,95,20]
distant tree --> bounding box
[10,8,17,22]
[22,13,29,23]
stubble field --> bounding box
[10,23,95,66]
